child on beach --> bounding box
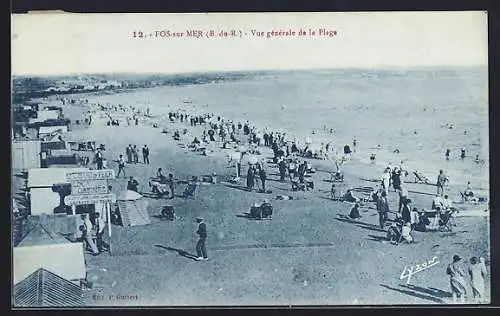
[330,184,337,200]
[349,203,361,220]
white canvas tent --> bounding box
[116,190,151,226]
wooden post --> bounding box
[106,202,112,255]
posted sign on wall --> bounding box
[64,169,115,206]
[66,169,115,181]
[71,180,108,195]
[65,193,116,206]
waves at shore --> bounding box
[61,67,489,189]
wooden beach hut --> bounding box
[12,140,42,171]
[13,223,86,286]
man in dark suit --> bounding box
[142,145,150,164]
[195,217,208,261]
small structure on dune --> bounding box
[115,190,151,227]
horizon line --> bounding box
[12,64,488,78]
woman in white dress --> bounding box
[469,256,488,303]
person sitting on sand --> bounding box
[127,177,139,192]
[261,199,273,220]
[432,194,444,210]
[343,188,361,203]
[401,222,414,243]
[387,219,404,245]
[442,194,453,210]
[464,181,475,199]
[157,168,166,183]
[288,159,298,180]
[349,203,361,220]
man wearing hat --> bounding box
[195,217,208,261]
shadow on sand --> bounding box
[154,244,199,261]
[367,234,387,242]
[380,284,449,303]
[335,215,387,233]
[235,212,271,221]
[223,183,252,192]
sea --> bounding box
[83,67,489,189]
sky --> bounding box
[11,12,488,76]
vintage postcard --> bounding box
[11,12,490,307]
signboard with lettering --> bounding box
[65,193,116,206]
[66,169,115,181]
[71,180,109,195]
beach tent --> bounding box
[13,268,84,307]
[13,224,86,285]
[116,190,151,226]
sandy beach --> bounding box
[21,87,488,306]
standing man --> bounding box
[195,217,208,261]
[117,154,126,178]
[126,144,133,163]
[246,166,255,191]
[437,169,448,196]
[82,214,99,255]
[167,173,175,199]
[94,212,106,252]
[376,191,390,229]
[398,184,408,214]
[381,168,391,195]
[95,149,104,170]
[278,158,287,182]
[142,145,150,164]
[259,164,267,193]
[132,145,139,164]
